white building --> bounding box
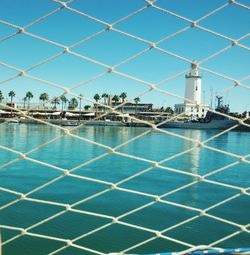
[175,63,209,118]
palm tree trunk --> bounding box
[10,97,13,116]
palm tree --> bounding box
[8,90,15,115]
[165,106,174,115]
[23,96,27,109]
[60,95,68,111]
[0,91,4,103]
[68,98,78,110]
[25,91,33,109]
[93,93,100,115]
[134,97,140,115]
[39,93,49,115]
[101,93,108,112]
[112,95,119,106]
[84,105,91,111]
[79,94,83,118]
[51,97,60,110]
[101,93,108,105]
[119,92,127,113]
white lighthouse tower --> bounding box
[184,62,201,105]
[175,62,208,118]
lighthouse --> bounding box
[174,62,208,118]
[184,62,201,105]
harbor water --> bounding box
[0,124,249,255]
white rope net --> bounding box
[0,0,249,254]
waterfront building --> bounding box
[95,96,153,114]
[174,63,209,118]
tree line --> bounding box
[0,90,141,112]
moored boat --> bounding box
[157,97,238,130]
[61,121,79,127]
[8,119,19,124]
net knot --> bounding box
[18,28,24,33]
[19,71,25,77]
[155,196,160,202]
[190,22,196,28]
[64,170,70,176]
[199,211,205,216]
[66,240,72,246]
[112,218,118,223]
[198,176,204,182]
[238,119,244,125]
[155,231,162,238]
[234,80,240,87]
[147,1,153,7]
[240,225,247,231]
[107,67,114,73]
[240,189,247,195]
[66,204,71,211]
[19,153,26,159]
[64,88,70,94]
[232,40,238,46]
[108,148,115,154]
[152,162,159,168]
[20,194,26,200]
[197,142,203,148]
[21,229,27,235]
[151,124,157,130]
[150,43,156,49]
[110,184,117,190]
[60,1,68,8]
[106,25,113,31]
[63,47,70,53]
[64,129,71,135]
[229,0,235,3]
[149,84,156,90]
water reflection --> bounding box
[182,129,203,175]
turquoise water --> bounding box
[0,124,249,255]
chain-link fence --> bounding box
[0,0,249,254]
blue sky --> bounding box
[0,0,249,112]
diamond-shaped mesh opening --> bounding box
[29,175,109,205]
[122,202,197,231]
[163,147,237,175]
[115,6,189,42]
[73,153,151,183]
[0,160,60,193]
[208,161,250,188]
[0,200,62,229]
[75,224,154,253]
[27,7,106,45]
[29,135,107,169]
[72,30,148,66]
[163,181,239,210]
[166,216,239,246]
[119,167,194,195]
[3,235,64,255]
[209,195,250,225]
[0,34,60,69]
[117,48,188,84]
[74,189,153,217]
[70,0,146,24]
[32,211,111,240]
[199,3,250,38]
[29,52,107,87]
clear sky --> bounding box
[0,0,249,112]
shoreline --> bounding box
[0,118,249,131]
